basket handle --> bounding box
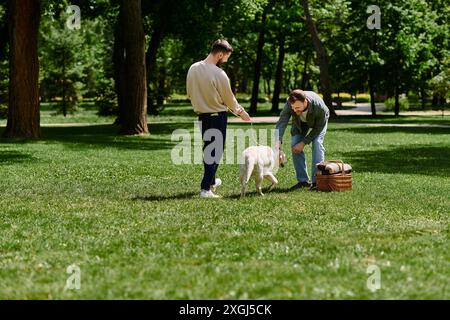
[326,160,346,175]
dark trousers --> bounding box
[198,112,227,190]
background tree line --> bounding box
[0,0,448,138]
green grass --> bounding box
[151,103,450,126]
[2,102,448,126]
[0,107,449,299]
[331,115,450,126]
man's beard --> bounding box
[216,58,225,67]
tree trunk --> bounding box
[146,25,164,114]
[368,71,377,117]
[394,87,400,117]
[250,8,268,113]
[241,74,248,93]
[120,0,148,135]
[432,93,438,108]
[113,7,125,125]
[4,0,41,139]
[293,72,299,90]
[156,66,166,106]
[420,87,426,110]
[300,53,309,89]
[229,64,237,94]
[0,10,8,60]
[62,50,67,117]
[286,70,292,92]
[300,0,336,117]
[271,37,286,113]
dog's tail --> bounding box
[241,155,255,184]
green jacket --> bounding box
[275,91,329,145]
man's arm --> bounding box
[216,71,251,121]
[302,108,328,145]
[216,71,244,115]
[186,67,192,99]
[275,101,292,145]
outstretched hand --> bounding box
[239,110,251,122]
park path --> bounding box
[336,103,386,115]
[227,118,450,128]
[229,103,386,124]
[2,103,448,128]
[228,103,450,128]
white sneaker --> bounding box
[211,178,222,193]
[200,189,221,198]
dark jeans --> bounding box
[198,112,227,190]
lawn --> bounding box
[2,102,449,126]
[0,108,449,299]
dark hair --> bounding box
[288,89,306,104]
[210,39,233,54]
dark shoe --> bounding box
[309,183,318,192]
[290,181,311,190]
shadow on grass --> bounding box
[154,103,195,117]
[0,150,34,164]
[0,123,195,151]
[133,187,295,201]
[132,192,199,201]
[331,114,450,125]
[224,186,294,199]
[331,126,450,135]
[342,145,450,176]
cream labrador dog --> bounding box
[240,146,287,197]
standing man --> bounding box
[187,39,251,198]
[275,89,329,191]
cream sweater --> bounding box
[186,61,243,114]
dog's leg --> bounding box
[265,173,278,192]
[240,173,246,198]
[255,174,264,196]
[240,182,247,198]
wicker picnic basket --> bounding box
[315,160,352,192]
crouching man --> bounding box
[275,89,329,191]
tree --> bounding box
[335,0,381,116]
[271,36,286,112]
[250,2,269,113]
[0,3,7,118]
[4,0,41,138]
[265,0,306,112]
[115,0,148,135]
[40,12,84,116]
[143,0,233,111]
[0,2,6,54]
[143,0,169,113]
[300,0,336,117]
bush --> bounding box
[384,97,410,111]
[0,103,7,119]
[167,93,190,103]
[235,93,251,103]
[0,59,8,119]
[332,93,353,103]
[257,96,269,103]
[356,93,371,103]
[96,79,118,116]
